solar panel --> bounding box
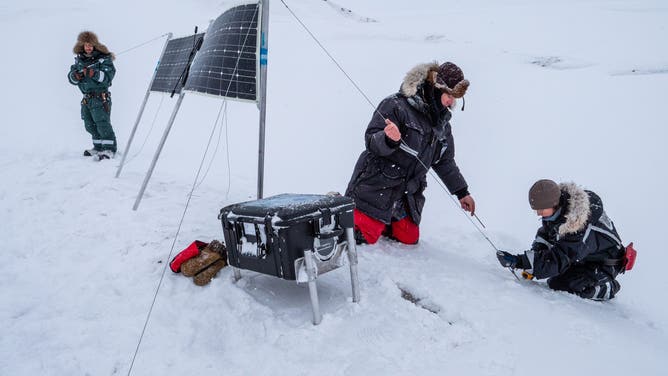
[150,33,205,94]
[184,3,260,102]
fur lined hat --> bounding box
[73,31,113,58]
[400,61,469,99]
[431,62,469,98]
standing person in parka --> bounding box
[496,179,627,300]
[67,31,117,160]
[345,61,475,245]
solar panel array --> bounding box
[184,3,260,101]
[150,33,205,94]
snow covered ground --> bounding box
[1,0,667,375]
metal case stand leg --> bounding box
[345,227,361,303]
[303,250,322,325]
[232,267,241,282]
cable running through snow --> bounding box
[126,10,259,376]
[126,99,226,376]
[410,148,501,252]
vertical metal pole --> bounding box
[256,0,270,199]
[116,33,173,178]
[133,92,186,210]
[345,227,361,303]
[303,250,322,325]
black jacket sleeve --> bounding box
[364,97,404,157]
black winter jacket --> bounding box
[524,183,626,280]
[345,63,468,224]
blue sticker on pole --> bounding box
[260,47,268,65]
[260,32,267,65]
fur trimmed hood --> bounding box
[558,182,591,235]
[73,31,114,59]
[399,62,469,98]
[400,62,438,97]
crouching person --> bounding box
[496,179,627,301]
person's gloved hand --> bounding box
[73,71,83,81]
[85,67,96,78]
[496,250,520,268]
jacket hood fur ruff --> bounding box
[400,62,439,97]
[399,62,469,99]
[558,182,591,236]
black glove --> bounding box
[496,251,520,268]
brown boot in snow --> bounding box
[181,248,222,277]
[205,239,226,256]
[193,259,227,286]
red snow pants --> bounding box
[354,209,419,245]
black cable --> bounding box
[170,27,202,98]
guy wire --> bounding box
[279,0,386,122]
[117,33,170,56]
[127,10,259,376]
[194,99,228,191]
[409,146,500,252]
[281,0,500,252]
[123,93,166,166]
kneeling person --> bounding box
[497,179,626,300]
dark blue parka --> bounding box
[345,63,469,225]
[524,183,626,279]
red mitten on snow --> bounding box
[169,240,208,273]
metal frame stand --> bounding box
[229,226,360,326]
[232,267,242,281]
[345,227,361,303]
[303,250,322,325]
[116,33,173,179]
[133,92,186,210]
[256,0,269,199]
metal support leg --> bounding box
[115,89,151,178]
[116,33,172,179]
[303,250,322,325]
[345,227,361,303]
[133,92,186,210]
[232,267,241,282]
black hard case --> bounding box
[219,194,355,280]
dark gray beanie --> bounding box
[528,179,561,210]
